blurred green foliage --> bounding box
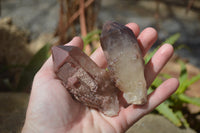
[147,33,200,127]
[82,29,101,50]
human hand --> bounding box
[22,23,179,133]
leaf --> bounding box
[91,47,97,54]
[186,74,200,88]
[175,111,190,128]
[178,94,200,107]
[147,87,154,95]
[149,88,179,126]
[156,102,182,127]
[162,33,180,45]
[174,44,191,51]
[82,29,101,51]
[160,73,172,79]
[151,76,163,88]
[145,33,180,64]
[145,48,157,64]
[179,61,188,82]
[17,43,51,91]
[176,60,188,94]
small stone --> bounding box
[52,45,119,116]
[100,21,147,105]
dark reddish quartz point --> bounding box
[52,45,119,116]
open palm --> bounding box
[22,23,179,133]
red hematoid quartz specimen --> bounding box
[52,46,119,116]
[51,21,147,116]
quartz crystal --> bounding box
[52,45,119,116]
[100,21,147,104]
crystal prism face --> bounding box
[100,21,147,104]
[52,45,119,116]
